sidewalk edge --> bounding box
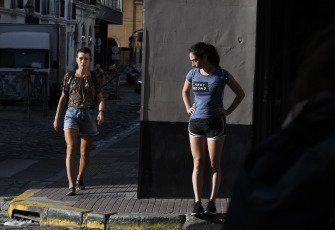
[7,189,188,230]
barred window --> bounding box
[101,0,121,10]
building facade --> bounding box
[107,0,143,68]
[0,0,122,72]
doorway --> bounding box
[252,0,335,146]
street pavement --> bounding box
[0,74,227,229]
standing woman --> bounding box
[54,47,105,196]
[182,42,245,216]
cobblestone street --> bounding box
[0,75,141,229]
[0,75,140,161]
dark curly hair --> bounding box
[76,47,92,60]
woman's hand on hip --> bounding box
[187,104,196,115]
[214,104,230,116]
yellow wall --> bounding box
[108,0,143,65]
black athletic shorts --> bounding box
[188,116,226,140]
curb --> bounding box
[8,189,206,230]
[8,189,100,229]
[108,214,186,230]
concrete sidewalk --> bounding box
[7,125,227,229]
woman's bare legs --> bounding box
[77,134,93,181]
[207,137,225,202]
[190,136,207,202]
[64,128,78,188]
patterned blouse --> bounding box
[62,72,103,109]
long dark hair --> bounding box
[189,42,220,67]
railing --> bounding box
[76,0,122,11]
[0,71,49,118]
[101,71,120,100]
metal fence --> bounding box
[101,72,120,100]
[0,71,49,117]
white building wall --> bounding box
[0,0,98,72]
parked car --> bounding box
[134,71,142,94]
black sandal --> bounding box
[66,187,76,196]
[76,179,85,190]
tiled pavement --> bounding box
[8,125,228,229]
[27,126,229,214]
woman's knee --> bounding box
[193,159,205,172]
[209,164,221,174]
[66,145,77,156]
[80,150,90,158]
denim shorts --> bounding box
[188,116,226,140]
[64,107,99,135]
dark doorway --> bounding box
[252,0,335,147]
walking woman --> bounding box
[182,42,245,216]
[54,47,105,196]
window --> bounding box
[11,0,24,9]
[17,0,23,9]
[55,0,59,17]
[113,0,121,10]
[35,0,40,12]
[49,0,55,16]
[60,0,64,17]
[72,3,76,19]
[0,0,4,8]
[101,0,122,11]
[55,0,64,17]
[41,0,49,15]
[68,2,76,20]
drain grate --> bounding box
[12,210,40,223]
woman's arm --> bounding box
[54,92,68,132]
[216,74,245,116]
[182,79,195,115]
[97,92,105,125]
